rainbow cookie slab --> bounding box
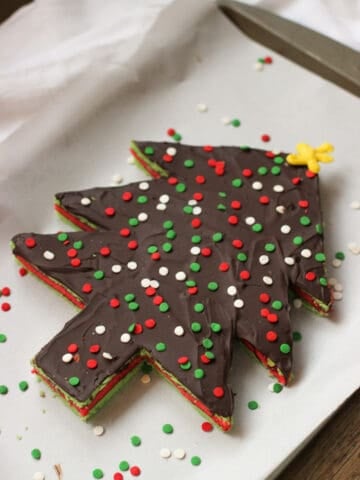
[11,141,333,431]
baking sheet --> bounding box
[0,2,359,479]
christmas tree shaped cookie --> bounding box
[11,141,332,431]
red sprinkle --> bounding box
[232,239,243,249]
[82,283,93,293]
[259,293,270,304]
[1,287,11,296]
[292,177,302,185]
[144,318,156,329]
[86,359,98,369]
[261,134,271,142]
[219,262,230,272]
[134,323,143,335]
[306,170,317,179]
[100,246,111,256]
[67,343,78,354]
[145,287,156,297]
[151,252,161,261]
[70,258,81,267]
[1,302,11,312]
[19,267,28,276]
[242,168,253,178]
[231,200,241,210]
[120,228,131,237]
[167,176,178,185]
[105,207,116,217]
[305,271,316,281]
[266,331,278,342]
[201,247,212,257]
[167,128,176,136]
[130,466,141,477]
[193,192,204,201]
[203,145,214,152]
[267,313,279,324]
[201,421,214,432]
[89,344,101,354]
[109,298,120,308]
[162,154,173,163]
[25,237,36,248]
[298,200,309,209]
[228,215,239,225]
[213,386,225,398]
[67,248,78,258]
[195,175,206,184]
[259,195,270,205]
[128,240,138,250]
[264,56,273,64]
[239,270,250,281]
[260,308,270,318]
[191,218,202,229]
[113,473,124,480]
[178,356,189,365]
[122,192,133,202]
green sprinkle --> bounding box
[141,362,153,374]
[194,368,205,379]
[274,156,285,165]
[252,223,263,233]
[162,242,173,253]
[173,132,182,142]
[319,277,328,286]
[186,280,197,287]
[191,456,202,466]
[211,322,222,333]
[212,232,223,243]
[272,300,283,311]
[180,361,192,370]
[0,333,7,343]
[273,383,283,393]
[175,183,186,193]
[231,118,241,127]
[293,331,302,342]
[207,281,219,292]
[316,223,323,234]
[218,191,227,198]
[128,323,135,333]
[202,338,213,349]
[271,166,281,175]
[194,303,205,313]
[147,245,158,254]
[240,145,251,151]
[280,343,291,354]
[19,381,29,392]
[73,240,83,250]
[31,448,41,460]
[293,236,304,246]
[232,178,243,188]
[128,302,139,311]
[57,232,68,242]
[69,376,80,387]
[205,351,215,360]
[265,243,276,253]
[0,385,8,395]
[191,322,202,333]
[166,230,176,240]
[315,252,326,262]
[184,159,195,168]
[124,293,136,303]
[335,251,345,260]
[217,203,227,211]
[155,342,167,352]
[191,235,202,244]
[137,195,148,204]
[159,302,169,313]
[144,146,154,155]
[258,166,268,175]
[162,423,174,434]
[119,461,130,472]
[128,217,139,227]
[163,220,173,230]
[300,215,311,226]
[190,262,201,273]
[93,270,105,280]
[237,252,248,262]
[183,205,193,214]
[131,435,141,447]
[92,469,104,479]
[247,400,259,410]
[258,57,265,63]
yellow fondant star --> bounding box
[286,143,334,173]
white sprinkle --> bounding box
[93,425,105,436]
[348,242,360,255]
[127,156,135,164]
[150,280,159,289]
[197,103,208,112]
[259,255,270,265]
[245,216,255,225]
[166,147,177,156]
[234,298,244,309]
[190,246,201,255]
[175,271,187,281]
[284,257,295,266]
[332,258,342,268]
[281,225,291,234]
[112,264,122,274]
[81,197,91,206]
[221,116,231,125]
[273,184,284,193]
[141,374,151,384]
[120,333,131,343]
[139,181,150,191]
[33,473,45,480]
[301,248,312,258]
[350,200,360,209]
[227,285,237,296]
[193,206,202,215]
[156,203,167,211]
[112,174,123,184]
[160,448,172,459]
[173,448,186,459]
[272,150,281,155]
[138,212,148,222]
[95,325,106,335]
[252,181,263,191]
[174,326,185,336]
[276,205,286,214]
[293,298,302,309]
[102,352,113,360]
[43,250,55,260]
[141,278,151,288]
[333,291,343,301]
[334,283,343,292]
[188,199,198,206]
[159,266,169,276]
[254,62,264,71]
[263,276,273,285]
[159,194,170,204]
[62,353,73,363]
[127,261,137,270]
[328,277,337,286]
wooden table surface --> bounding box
[276,388,360,480]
